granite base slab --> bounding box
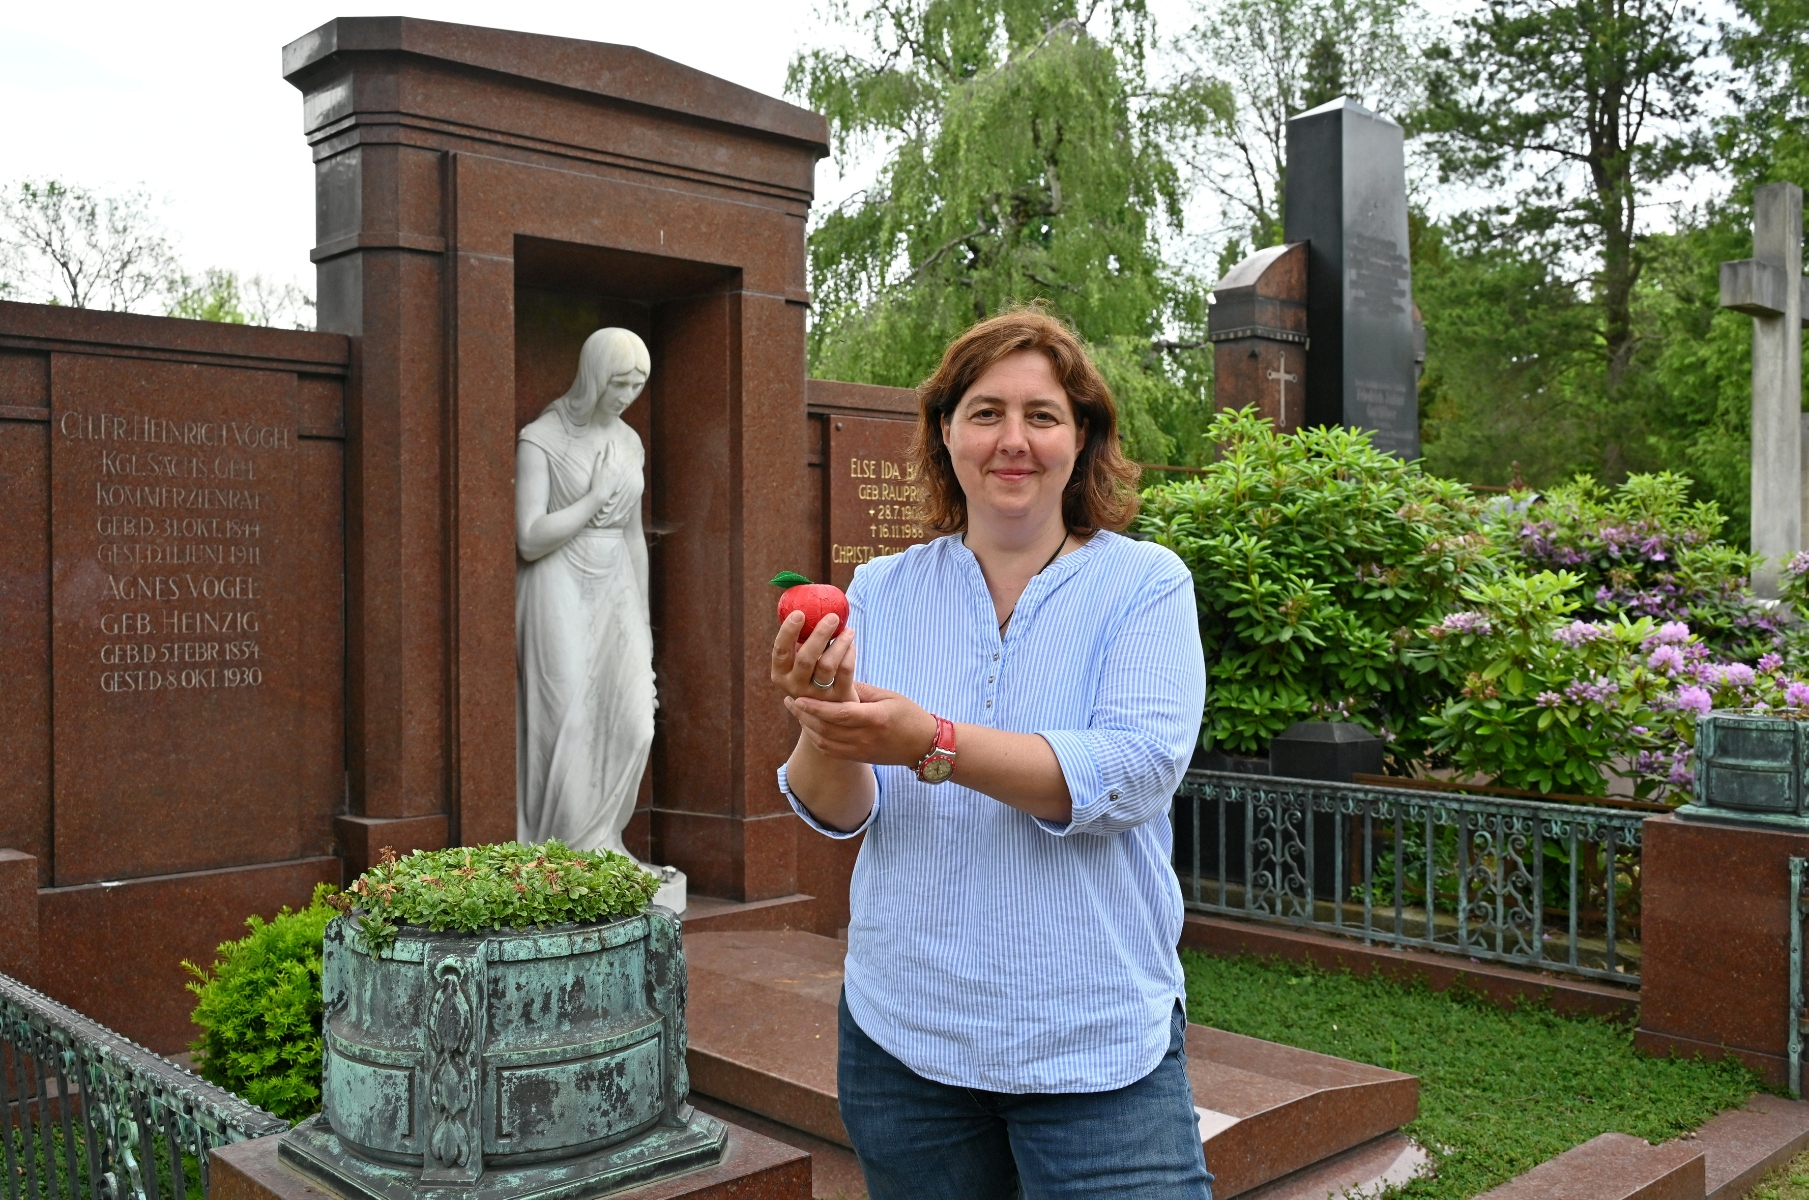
[1181,913,1639,1022]
[1236,1132,1429,1199]
[1477,1132,1704,1200]
[210,1122,808,1200]
[686,1096,867,1200]
[278,1112,727,1200]
[683,930,1420,1198]
[1691,1092,1809,1199]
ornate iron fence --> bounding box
[1173,770,1649,985]
[1,972,287,1200]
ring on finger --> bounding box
[810,675,835,689]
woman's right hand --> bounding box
[771,611,858,704]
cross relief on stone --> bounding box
[1267,350,1299,429]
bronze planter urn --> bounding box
[279,907,725,1200]
[1678,710,1809,830]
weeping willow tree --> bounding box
[787,0,1223,463]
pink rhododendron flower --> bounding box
[1643,622,1692,648]
[1553,621,1610,646]
[1673,686,1713,714]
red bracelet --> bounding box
[914,716,957,784]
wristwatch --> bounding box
[914,716,957,784]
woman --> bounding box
[770,310,1210,1199]
[516,327,654,857]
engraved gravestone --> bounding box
[825,417,931,589]
[1284,97,1419,457]
[49,356,305,885]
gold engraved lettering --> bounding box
[174,574,258,601]
[99,612,152,635]
[94,481,261,510]
[78,406,284,693]
[159,610,261,635]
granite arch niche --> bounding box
[511,236,741,868]
[441,151,817,906]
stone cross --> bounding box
[1720,182,1806,596]
[1267,351,1299,428]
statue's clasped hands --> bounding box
[587,445,636,526]
[770,612,940,768]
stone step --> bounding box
[684,930,1420,1199]
[1693,1093,1809,1199]
[1477,1132,1706,1200]
[1187,1026,1419,1196]
[1471,1093,1809,1200]
[1236,1132,1429,1199]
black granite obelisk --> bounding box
[1283,97,1419,458]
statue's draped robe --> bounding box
[516,409,653,855]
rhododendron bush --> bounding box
[1137,409,1493,759]
[1418,576,1809,798]
[1486,472,1781,663]
[1141,411,1809,801]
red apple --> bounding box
[771,571,849,645]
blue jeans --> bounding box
[837,992,1213,1200]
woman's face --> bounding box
[587,369,647,422]
[942,349,1085,529]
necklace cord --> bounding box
[997,533,1069,634]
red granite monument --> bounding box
[0,17,929,1053]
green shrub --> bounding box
[184,883,339,1122]
[332,841,659,954]
[1136,407,1494,758]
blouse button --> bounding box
[992,653,999,661]
[1109,790,1121,800]
[986,700,992,708]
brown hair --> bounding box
[912,308,1141,535]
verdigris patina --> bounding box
[1678,710,1809,829]
[279,906,724,1200]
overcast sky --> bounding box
[1,0,1737,307]
[1,1,1216,299]
[0,1,841,293]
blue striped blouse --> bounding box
[777,529,1207,1093]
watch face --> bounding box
[921,757,954,784]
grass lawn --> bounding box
[1182,950,1761,1199]
[1751,1149,1809,1199]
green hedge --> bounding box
[184,884,338,1122]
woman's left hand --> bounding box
[786,684,940,767]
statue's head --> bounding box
[559,328,650,425]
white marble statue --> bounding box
[516,327,684,911]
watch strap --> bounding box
[914,716,956,782]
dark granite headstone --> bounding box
[1270,721,1385,783]
[1283,98,1419,458]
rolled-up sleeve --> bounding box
[1035,559,1205,837]
[779,761,880,838]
